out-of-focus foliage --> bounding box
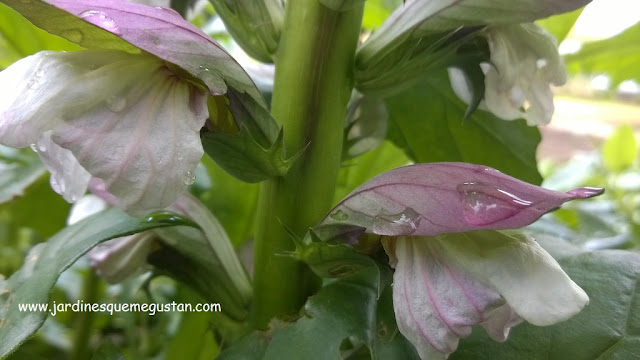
[541,125,640,250]
[536,7,583,42]
[566,22,640,86]
[0,208,198,358]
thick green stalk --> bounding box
[252,1,364,328]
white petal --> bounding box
[48,57,208,215]
[483,68,525,121]
[390,237,517,359]
[0,51,156,148]
[448,68,474,105]
[34,131,91,203]
[438,231,589,326]
[67,194,108,225]
[89,232,155,283]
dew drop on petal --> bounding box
[457,182,532,226]
[79,10,120,35]
[183,171,196,185]
[30,144,38,153]
[106,96,127,112]
[330,210,349,222]
[371,208,422,236]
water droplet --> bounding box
[457,182,532,226]
[183,171,196,185]
[106,96,127,112]
[197,65,210,72]
[141,211,197,227]
[330,210,349,222]
[30,144,38,153]
[37,142,47,152]
[61,29,84,43]
[79,10,120,34]
[371,208,422,236]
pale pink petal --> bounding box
[52,64,208,215]
[34,131,91,203]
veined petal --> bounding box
[386,231,587,359]
[0,50,159,148]
[438,230,589,326]
[52,60,208,215]
[387,236,524,359]
[34,131,91,203]
[484,24,566,125]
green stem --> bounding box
[252,1,364,328]
[69,270,100,360]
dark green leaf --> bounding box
[0,208,196,359]
[201,127,298,183]
[385,70,542,184]
[218,267,380,360]
[201,90,299,183]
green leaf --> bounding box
[566,22,640,86]
[218,267,381,360]
[201,89,299,183]
[385,70,542,184]
[201,127,299,183]
[451,238,640,360]
[0,147,44,205]
[536,8,584,42]
[0,208,197,359]
[601,125,637,173]
[0,3,81,68]
[0,0,137,53]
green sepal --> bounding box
[202,89,303,183]
[287,224,391,298]
[201,126,303,183]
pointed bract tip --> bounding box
[567,187,605,199]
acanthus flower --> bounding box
[450,23,566,126]
[320,162,603,359]
[0,0,263,215]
